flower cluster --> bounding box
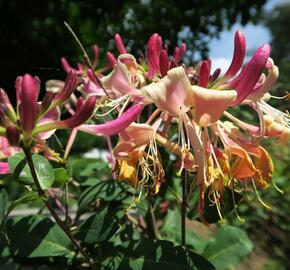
[1,30,289,222]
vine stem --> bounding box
[147,196,158,238]
[181,170,187,247]
[22,147,93,264]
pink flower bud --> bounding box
[40,91,55,114]
[18,74,40,138]
[114,33,127,54]
[106,52,117,67]
[146,33,162,78]
[0,88,17,122]
[159,49,169,77]
[61,57,74,73]
[198,60,211,88]
[210,68,221,83]
[92,44,99,68]
[223,30,246,80]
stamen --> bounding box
[213,191,226,224]
[272,179,284,194]
[229,185,245,223]
[251,178,272,210]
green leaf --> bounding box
[102,239,214,270]
[202,225,253,270]
[161,208,208,251]
[8,153,55,190]
[202,187,243,223]
[54,168,69,184]
[0,189,8,223]
[76,205,121,244]
[6,215,75,258]
[78,180,132,216]
[0,192,41,244]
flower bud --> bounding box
[114,33,127,54]
[18,74,40,141]
[40,91,55,114]
[53,70,78,105]
[159,49,169,77]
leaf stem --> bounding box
[22,147,93,264]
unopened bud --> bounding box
[40,92,55,114]
[54,70,78,105]
[0,88,17,122]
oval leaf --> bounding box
[8,153,55,190]
[202,225,253,270]
[6,215,75,258]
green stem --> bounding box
[22,147,93,264]
[181,170,187,247]
[147,196,158,238]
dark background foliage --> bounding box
[0,0,266,93]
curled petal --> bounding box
[264,115,290,143]
[226,145,256,179]
[78,104,143,136]
[101,54,139,96]
[191,85,237,126]
[38,107,61,140]
[141,67,194,116]
[232,44,271,106]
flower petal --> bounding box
[141,67,194,116]
[191,85,237,126]
[78,104,143,137]
[101,54,139,97]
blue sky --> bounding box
[209,0,289,72]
